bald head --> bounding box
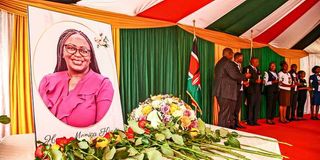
[223,48,234,60]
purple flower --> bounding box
[161,104,170,114]
[163,115,171,123]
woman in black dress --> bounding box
[297,71,311,120]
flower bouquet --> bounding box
[35,94,285,160]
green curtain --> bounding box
[240,47,285,119]
[120,26,214,123]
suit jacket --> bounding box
[213,57,245,101]
[243,65,262,95]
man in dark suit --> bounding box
[243,57,262,126]
[213,48,251,128]
[233,52,249,129]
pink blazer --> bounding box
[38,70,114,127]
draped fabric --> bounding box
[241,47,285,119]
[120,26,214,123]
[112,27,121,81]
[0,0,309,57]
[9,15,34,134]
[0,10,13,138]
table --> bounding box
[0,126,281,160]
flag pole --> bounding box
[250,29,253,59]
[193,19,196,39]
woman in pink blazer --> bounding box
[39,29,114,127]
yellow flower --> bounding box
[189,128,199,138]
[142,105,153,115]
[170,103,179,114]
[115,135,122,143]
[180,116,191,128]
[95,137,109,148]
[51,144,60,150]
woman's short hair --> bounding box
[311,65,320,73]
[54,29,100,74]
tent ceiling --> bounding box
[77,0,320,54]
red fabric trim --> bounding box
[254,0,319,44]
[137,0,212,23]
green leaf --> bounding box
[161,129,172,139]
[73,150,84,159]
[114,147,129,159]
[227,137,241,148]
[66,152,75,160]
[219,128,229,138]
[128,147,139,156]
[146,149,163,160]
[197,118,206,135]
[88,147,95,155]
[172,134,184,145]
[128,120,145,134]
[103,147,116,160]
[155,133,165,141]
[160,143,174,156]
[0,115,10,124]
[78,141,89,150]
[135,137,143,146]
[126,154,144,160]
[51,149,63,160]
[191,145,201,151]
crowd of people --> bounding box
[213,48,320,129]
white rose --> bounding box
[172,110,183,118]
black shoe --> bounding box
[253,122,260,126]
[236,124,246,129]
[247,122,255,126]
[315,117,320,120]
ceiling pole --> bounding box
[250,29,253,59]
[193,19,196,40]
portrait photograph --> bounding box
[28,6,124,143]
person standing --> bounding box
[213,48,250,128]
[278,61,294,123]
[297,70,310,120]
[233,52,249,129]
[287,64,299,121]
[263,62,279,125]
[243,57,262,126]
[310,66,320,120]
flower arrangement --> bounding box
[94,33,109,48]
[35,94,285,160]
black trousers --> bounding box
[297,91,307,118]
[266,88,278,120]
[234,91,243,126]
[217,97,236,128]
[287,91,298,119]
[246,93,261,124]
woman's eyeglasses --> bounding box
[64,44,91,57]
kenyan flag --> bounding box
[186,37,202,114]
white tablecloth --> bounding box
[0,126,281,160]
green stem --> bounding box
[171,149,196,160]
[203,143,282,159]
[239,134,292,146]
[202,149,236,160]
[169,142,211,160]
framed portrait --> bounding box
[28,6,124,144]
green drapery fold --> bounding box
[241,47,285,119]
[120,26,214,123]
